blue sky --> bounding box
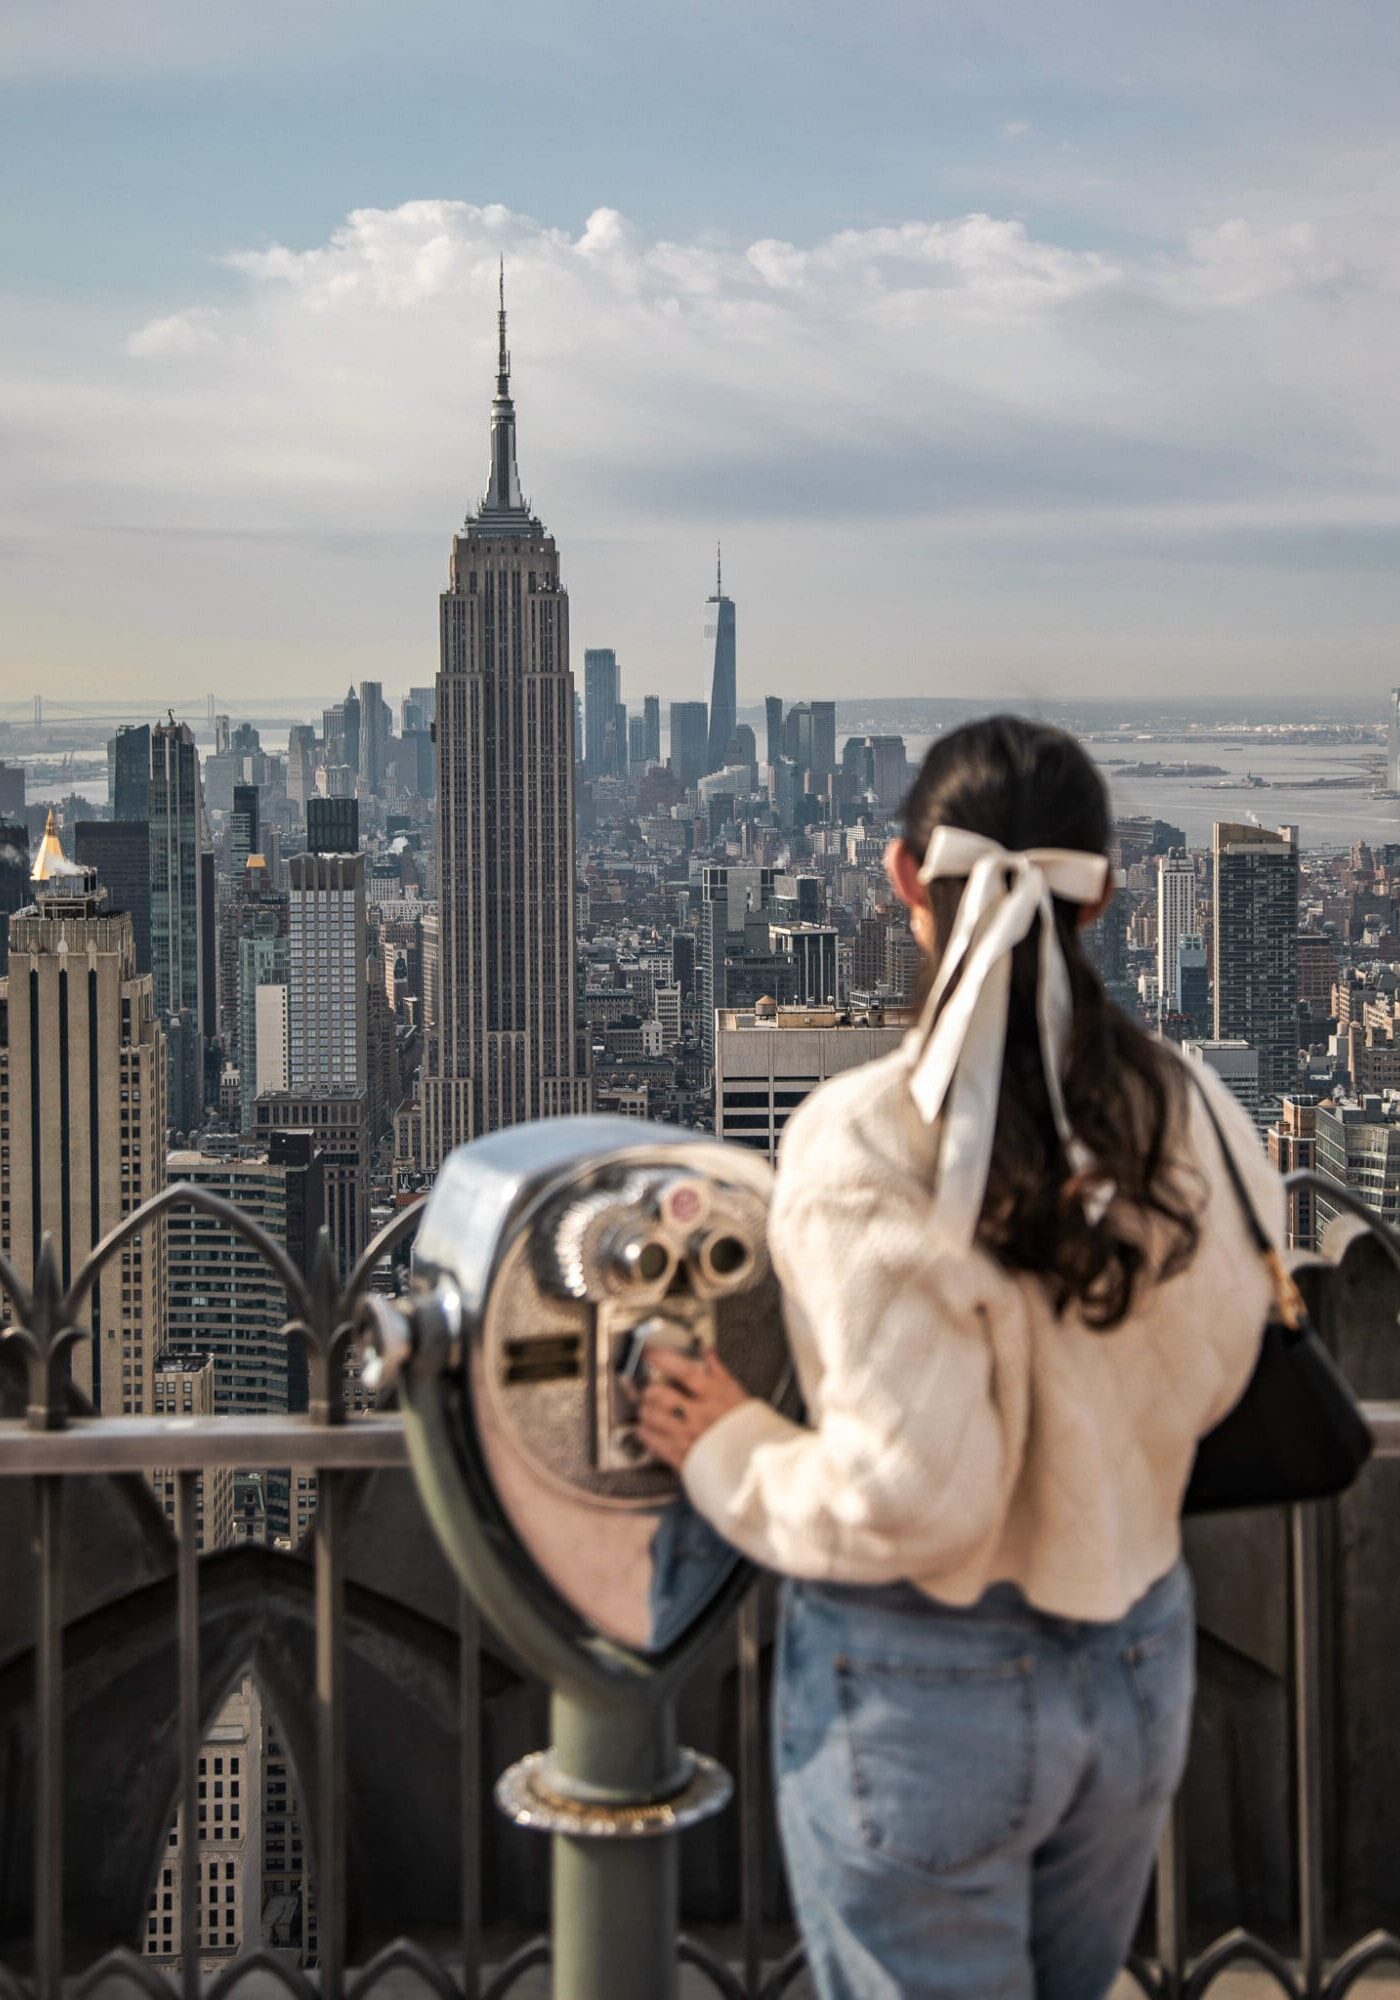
[5,0,1400,706]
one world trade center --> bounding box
[704,545,737,774]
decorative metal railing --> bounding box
[2,1171,1400,1998]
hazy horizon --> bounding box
[2,689,1389,745]
[6,3,1400,705]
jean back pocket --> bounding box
[834,1649,1036,1876]
[1124,1608,1194,1806]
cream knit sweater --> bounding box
[683,1045,1283,1621]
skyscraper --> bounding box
[715,1002,913,1162]
[109,723,151,821]
[287,723,316,809]
[218,852,284,1056]
[142,1681,263,1963]
[764,697,785,771]
[1177,933,1209,1035]
[0,817,30,975]
[1269,1094,1318,1249]
[75,820,152,976]
[0,818,167,1412]
[306,795,359,856]
[230,783,260,873]
[772,922,841,1005]
[341,686,361,781]
[398,725,436,799]
[1212,820,1300,1097]
[150,1354,235,1551]
[643,695,662,766]
[200,848,218,1048]
[288,851,366,1092]
[584,649,620,775]
[670,701,709,791]
[607,700,628,779]
[697,864,778,1066]
[422,266,589,1164]
[254,982,289,1103]
[253,1089,368,1280]
[811,701,837,782]
[768,755,799,828]
[165,1146,322,1413]
[1185,1037,1262,1122]
[704,546,737,775]
[322,700,347,768]
[235,864,290,1132]
[1083,896,1129,1001]
[1155,850,1195,1014]
[149,719,205,1022]
[1315,1095,1400,1237]
[358,680,390,791]
[869,736,910,811]
[1389,688,1400,793]
[783,702,814,775]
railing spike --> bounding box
[301,1227,348,1425]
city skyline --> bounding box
[6,5,1400,703]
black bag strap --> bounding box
[1187,1068,1305,1331]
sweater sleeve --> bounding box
[681,1171,1020,1585]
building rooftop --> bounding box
[30,808,73,883]
[719,1003,919,1032]
[1325,1093,1400,1124]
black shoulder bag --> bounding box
[1184,1086,1373,1515]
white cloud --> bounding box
[125,308,225,358]
[6,195,1400,698]
[86,197,1396,513]
[1155,219,1350,309]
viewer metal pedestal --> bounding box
[494,1693,730,2000]
[358,1117,790,2000]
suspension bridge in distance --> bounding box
[1,694,334,730]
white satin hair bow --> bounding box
[909,825,1112,1254]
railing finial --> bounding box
[0,1231,88,1432]
[288,1227,352,1427]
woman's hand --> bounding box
[635,1346,750,1471]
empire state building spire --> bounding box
[478,259,529,522]
[425,264,590,1166]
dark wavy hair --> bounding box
[901,714,1201,1329]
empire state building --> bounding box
[423,271,590,1166]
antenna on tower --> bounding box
[496,257,510,390]
[716,540,723,597]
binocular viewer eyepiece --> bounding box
[537,1165,764,1307]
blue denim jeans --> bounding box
[774,1560,1194,2000]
